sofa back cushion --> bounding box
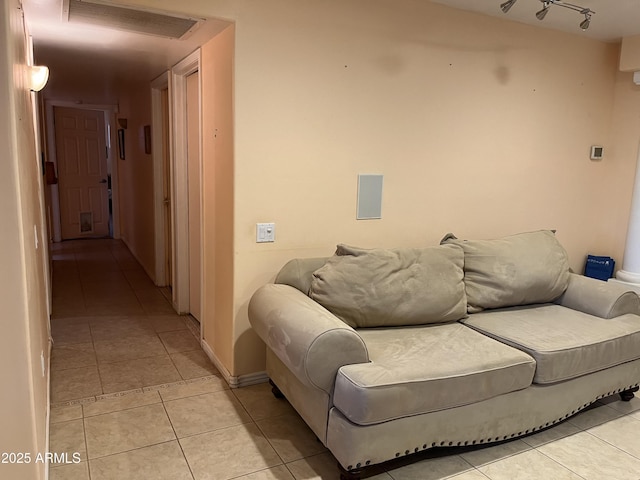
[308,244,467,328]
[442,230,570,313]
[275,257,329,294]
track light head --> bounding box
[536,4,550,20]
[500,0,518,13]
[580,14,591,30]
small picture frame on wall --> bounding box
[144,125,151,154]
[118,128,125,160]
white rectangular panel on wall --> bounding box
[357,174,383,220]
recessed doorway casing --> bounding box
[152,50,203,334]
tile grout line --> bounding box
[532,405,640,479]
[247,409,289,468]
[532,444,589,480]
[159,383,307,478]
[582,425,640,463]
[456,454,490,480]
[239,390,343,477]
[158,398,197,480]
[86,309,106,400]
[51,375,223,408]
[81,410,93,480]
[475,470,492,480]
[86,438,186,464]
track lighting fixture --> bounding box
[500,0,595,31]
[580,13,591,30]
[500,0,518,13]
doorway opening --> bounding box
[151,50,203,340]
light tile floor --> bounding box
[49,240,640,479]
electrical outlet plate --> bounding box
[256,223,275,243]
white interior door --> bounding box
[186,71,202,321]
[54,107,109,239]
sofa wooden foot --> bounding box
[269,379,285,399]
[620,387,639,402]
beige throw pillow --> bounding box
[442,230,570,313]
[308,244,467,328]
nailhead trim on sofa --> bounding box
[344,383,640,472]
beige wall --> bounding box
[0,1,51,478]
[225,4,637,379]
[116,83,156,278]
[201,25,236,371]
[227,1,640,376]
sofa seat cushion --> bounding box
[464,304,640,384]
[332,323,535,425]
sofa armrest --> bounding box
[248,284,369,394]
[555,273,640,318]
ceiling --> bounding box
[21,0,640,92]
[22,0,230,88]
[431,0,640,43]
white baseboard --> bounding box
[45,336,52,480]
[236,371,270,388]
[201,339,269,388]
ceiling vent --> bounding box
[63,0,204,39]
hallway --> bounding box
[47,239,331,480]
[50,239,215,403]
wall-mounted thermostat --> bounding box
[590,145,604,160]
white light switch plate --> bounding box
[256,223,275,243]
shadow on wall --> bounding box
[235,301,268,378]
[370,54,511,84]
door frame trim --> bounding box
[151,71,171,288]
[171,49,202,315]
[45,101,120,242]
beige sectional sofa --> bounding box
[248,231,640,479]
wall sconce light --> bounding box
[500,0,595,30]
[29,65,49,92]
